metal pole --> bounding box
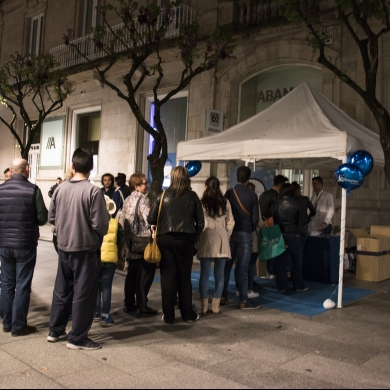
[337,156,348,308]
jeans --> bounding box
[0,247,37,331]
[96,262,116,315]
[49,250,100,344]
[199,258,227,299]
[248,252,258,291]
[274,235,305,291]
[223,231,252,303]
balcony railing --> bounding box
[234,0,318,26]
[50,5,196,70]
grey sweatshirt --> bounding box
[49,179,110,252]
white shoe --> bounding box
[236,290,240,297]
[247,291,259,299]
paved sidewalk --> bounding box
[0,227,389,388]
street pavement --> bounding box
[0,224,390,389]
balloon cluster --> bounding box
[185,160,202,177]
[334,150,374,195]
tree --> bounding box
[283,0,390,182]
[0,53,72,159]
[62,0,235,198]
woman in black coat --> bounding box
[148,166,205,324]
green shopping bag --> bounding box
[258,225,286,261]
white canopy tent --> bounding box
[177,82,384,308]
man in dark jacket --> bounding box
[259,174,288,278]
[48,177,62,198]
[223,166,260,310]
[0,158,48,337]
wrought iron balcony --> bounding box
[234,0,318,27]
[50,4,196,70]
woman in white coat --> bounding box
[197,177,235,314]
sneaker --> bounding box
[47,330,67,343]
[66,338,102,350]
[295,287,309,292]
[239,300,262,310]
[247,290,259,299]
[186,314,200,323]
[100,315,115,327]
[93,313,101,322]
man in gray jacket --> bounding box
[47,148,110,350]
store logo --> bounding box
[255,87,294,103]
[46,137,56,149]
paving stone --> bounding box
[0,369,65,389]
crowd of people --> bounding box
[0,148,335,351]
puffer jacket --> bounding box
[101,218,119,263]
[270,195,306,235]
[148,189,204,239]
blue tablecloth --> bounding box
[302,235,340,284]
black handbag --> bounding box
[130,197,151,255]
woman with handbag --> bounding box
[148,166,205,324]
[122,173,158,316]
[270,183,308,293]
[196,177,235,315]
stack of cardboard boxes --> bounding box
[352,226,390,282]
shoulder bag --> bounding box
[144,191,166,264]
[130,197,151,255]
[232,187,250,216]
[258,224,286,261]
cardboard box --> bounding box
[351,227,390,282]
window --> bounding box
[239,65,322,122]
[84,0,101,35]
[146,96,187,188]
[29,14,44,55]
[72,108,101,178]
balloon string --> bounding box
[328,215,346,302]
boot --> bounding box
[211,298,221,314]
[201,298,209,315]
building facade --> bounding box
[0,0,389,244]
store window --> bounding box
[29,14,44,55]
[146,96,187,188]
[239,65,322,122]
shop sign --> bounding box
[40,117,64,169]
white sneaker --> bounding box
[236,290,240,297]
[247,291,259,299]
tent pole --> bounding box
[337,156,348,309]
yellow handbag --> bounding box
[144,191,165,264]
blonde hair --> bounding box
[169,166,191,198]
[64,166,74,180]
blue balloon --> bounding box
[185,160,202,177]
[334,163,364,195]
[348,150,374,177]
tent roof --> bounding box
[177,82,384,169]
